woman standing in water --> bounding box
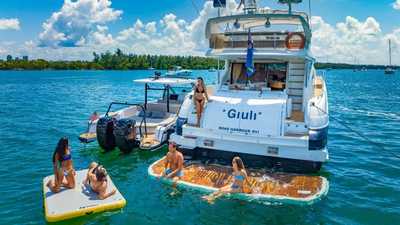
[193,77,210,127]
[202,157,248,203]
[46,137,76,193]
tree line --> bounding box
[0,49,220,70]
[0,49,396,70]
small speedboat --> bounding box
[149,157,329,205]
[83,76,195,152]
[165,66,192,78]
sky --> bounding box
[1,0,400,65]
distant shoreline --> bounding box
[0,49,396,71]
[0,63,396,71]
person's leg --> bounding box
[202,185,232,203]
[172,176,180,188]
[47,170,63,193]
[84,162,98,185]
[62,169,76,189]
[198,99,205,126]
[195,100,201,126]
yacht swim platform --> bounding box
[149,157,328,205]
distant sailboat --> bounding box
[384,39,395,74]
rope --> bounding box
[311,103,400,160]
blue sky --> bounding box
[1,0,400,64]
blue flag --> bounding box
[245,30,254,77]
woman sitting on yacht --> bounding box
[202,156,248,204]
[193,77,209,127]
[46,137,76,193]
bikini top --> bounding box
[60,153,72,162]
[195,86,205,94]
[234,173,245,181]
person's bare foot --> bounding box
[46,180,52,188]
[202,195,215,204]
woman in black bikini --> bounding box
[47,137,76,193]
[193,77,209,127]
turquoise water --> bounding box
[0,70,399,225]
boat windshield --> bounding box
[226,62,287,91]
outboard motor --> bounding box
[113,118,138,153]
[175,117,187,135]
[96,117,116,151]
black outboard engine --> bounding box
[113,118,138,153]
[96,117,116,151]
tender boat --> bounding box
[84,76,195,152]
[165,66,192,78]
[170,0,329,173]
[149,157,329,205]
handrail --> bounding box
[105,102,148,137]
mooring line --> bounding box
[311,103,400,160]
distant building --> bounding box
[23,56,28,61]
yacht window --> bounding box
[230,62,287,90]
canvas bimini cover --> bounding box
[201,93,286,137]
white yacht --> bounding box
[170,0,329,173]
[81,76,195,152]
[165,66,192,78]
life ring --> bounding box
[285,33,305,50]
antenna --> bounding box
[237,0,257,14]
[308,0,312,25]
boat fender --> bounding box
[96,117,116,151]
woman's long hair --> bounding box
[196,77,205,89]
[52,137,68,163]
[233,156,245,171]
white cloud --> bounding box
[113,0,240,55]
[0,18,20,30]
[38,0,122,47]
[311,16,399,65]
[393,0,400,10]
[1,0,400,65]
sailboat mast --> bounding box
[389,39,392,66]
